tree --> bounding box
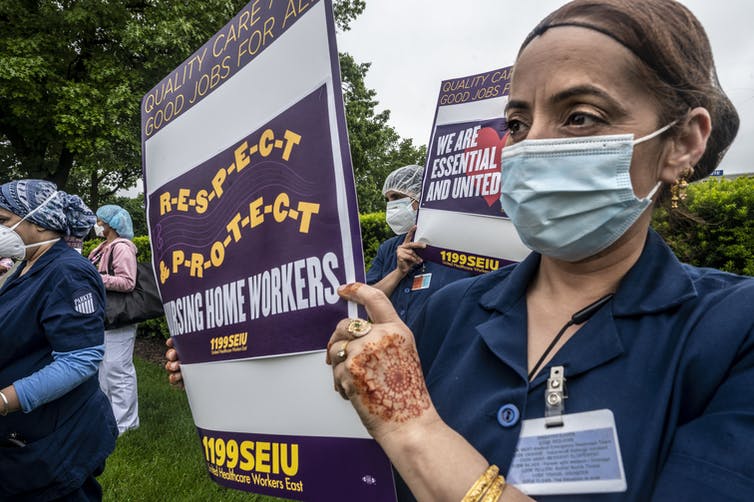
[0,0,252,206]
[1,0,423,212]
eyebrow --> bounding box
[505,99,529,114]
[505,84,629,116]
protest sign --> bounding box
[415,67,530,273]
[142,1,395,500]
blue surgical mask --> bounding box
[500,123,674,262]
[385,197,417,235]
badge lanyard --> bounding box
[528,293,614,381]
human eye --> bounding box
[505,117,529,142]
[564,110,606,130]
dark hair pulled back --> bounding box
[519,0,738,181]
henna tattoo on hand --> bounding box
[339,283,362,296]
[350,333,430,423]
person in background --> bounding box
[0,257,16,289]
[64,234,84,253]
[326,0,754,500]
[0,179,116,501]
[367,164,473,327]
[88,204,140,435]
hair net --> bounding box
[381,164,424,199]
[0,179,96,238]
[96,204,134,240]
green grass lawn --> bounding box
[99,356,290,502]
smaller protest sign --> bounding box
[415,67,530,273]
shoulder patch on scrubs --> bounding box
[73,289,97,315]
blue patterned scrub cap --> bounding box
[0,179,96,238]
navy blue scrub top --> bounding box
[366,234,474,328]
[402,230,754,501]
[0,240,117,501]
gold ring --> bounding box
[346,318,372,338]
[336,340,350,360]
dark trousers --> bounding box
[50,464,104,502]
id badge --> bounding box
[506,409,626,495]
[411,273,432,291]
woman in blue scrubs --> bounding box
[0,180,117,501]
[327,1,754,500]
[367,164,474,328]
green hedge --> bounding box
[652,176,754,276]
[83,213,393,339]
[359,211,393,268]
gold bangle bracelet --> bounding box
[0,390,9,416]
[461,464,499,502]
[480,475,507,502]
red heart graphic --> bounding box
[464,127,508,206]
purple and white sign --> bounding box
[141,1,395,500]
[415,67,530,273]
[196,428,395,501]
[423,118,508,215]
[150,86,347,364]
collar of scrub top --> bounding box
[475,229,699,386]
[0,239,69,289]
[479,229,697,318]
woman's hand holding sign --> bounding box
[326,282,433,439]
[327,283,530,501]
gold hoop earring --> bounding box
[670,167,693,209]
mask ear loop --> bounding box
[644,181,664,202]
[633,121,678,145]
[633,121,680,200]
[7,191,62,257]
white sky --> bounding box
[336,0,754,175]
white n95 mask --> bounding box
[385,197,417,235]
[500,124,673,262]
[0,192,62,261]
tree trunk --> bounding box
[89,171,100,210]
[50,147,74,191]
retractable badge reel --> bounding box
[545,366,567,428]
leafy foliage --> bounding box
[1,0,424,213]
[0,0,252,205]
[359,211,392,268]
[653,176,754,276]
[332,0,366,30]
